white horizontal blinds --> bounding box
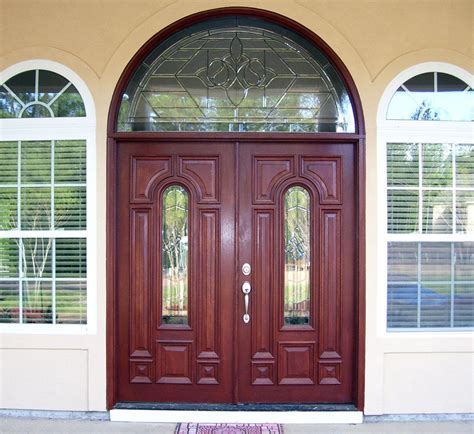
[0,140,87,324]
[422,144,453,233]
[0,239,19,322]
[388,242,474,328]
[0,140,86,231]
[387,143,419,233]
[456,145,474,234]
[55,238,87,324]
[453,243,473,327]
[0,142,18,230]
[387,142,474,329]
[387,143,474,235]
[55,140,87,230]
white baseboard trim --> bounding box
[109,409,363,424]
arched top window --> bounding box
[386,71,473,121]
[117,16,355,133]
[0,69,86,118]
[0,61,95,332]
[378,63,474,331]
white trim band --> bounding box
[109,409,364,424]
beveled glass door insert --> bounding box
[284,186,311,325]
[161,185,189,325]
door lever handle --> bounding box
[242,281,251,324]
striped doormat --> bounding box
[176,423,283,434]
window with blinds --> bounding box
[384,70,474,331]
[0,67,89,327]
[0,140,87,324]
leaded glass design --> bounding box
[118,18,355,132]
[387,72,473,121]
[161,185,189,325]
[284,186,311,325]
[0,70,86,118]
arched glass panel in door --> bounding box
[118,17,355,132]
[284,186,311,325]
[161,185,189,325]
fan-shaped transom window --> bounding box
[118,17,355,132]
[0,69,86,118]
[387,72,473,121]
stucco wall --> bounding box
[0,0,472,414]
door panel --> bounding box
[115,140,356,404]
[237,143,355,403]
[116,142,235,403]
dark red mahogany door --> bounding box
[237,142,356,403]
[116,142,236,403]
[115,140,356,404]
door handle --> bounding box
[242,281,251,324]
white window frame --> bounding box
[377,62,474,336]
[0,60,96,334]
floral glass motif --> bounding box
[118,19,355,132]
[0,70,86,118]
[284,186,311,325]
[161,186,189,325]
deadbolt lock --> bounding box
[242,263,251,276]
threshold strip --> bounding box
[110,407,363,424]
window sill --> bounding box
[0,323,92,335]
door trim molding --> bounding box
[107,7,366,411]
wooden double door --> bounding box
[115,140,356,404]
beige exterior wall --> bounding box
[0,0,472,414]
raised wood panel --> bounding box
[197,210,219,360]
[130,209,152,358]
[300,158,341,204]
[197,361,220,385]
[129,360,153,384]
[278,342,315,385]
[131,157,172,202]
[319,211,342,359]
[318,361,341,385]
[252,362,275,385]
[252,211,274,360]
[253,157,294,204]
[156,341,193,384]
[179,157,219,203]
